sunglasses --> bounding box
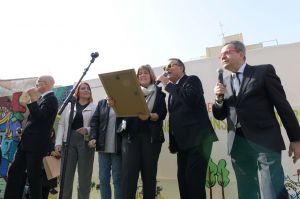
[163,63,179,71]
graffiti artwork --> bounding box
[285,171,300,199]
[0,85,72,198]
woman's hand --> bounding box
[76,127,88,135]
[138,113,150,121]
[106,96,115,107]
[88,139,96,148]
[149,113,159,121]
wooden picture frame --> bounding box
[98,69,149,117]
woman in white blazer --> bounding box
[55,82,96,199]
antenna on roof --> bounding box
[219,22,225,44]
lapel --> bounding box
[235,64,254,105]
[37,95,44,106]
[224,75,236,99]
[178,75,188,87]
[168,75,188,110]
[38,92,53,106]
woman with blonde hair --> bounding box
[55,81,96,199]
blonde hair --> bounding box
[73,81,93,103]
[136,64,156,85]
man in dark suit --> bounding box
[158,58,218,199]
[4,75,58,199]
[213,40,300,199]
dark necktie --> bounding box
[232,72,241,96]
[169,95,174,107]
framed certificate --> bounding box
[99,69,149,117]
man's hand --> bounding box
[54,145,62,157]
[88,139,96,148]
[289,141,300,163]
[156,74,169,87]
[51,150,61,158]
[214,83,226,102]
[26,87,40,102]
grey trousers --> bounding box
[61,130,95,199]
[231,130,288,199]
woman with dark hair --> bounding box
[88,97,124,199]
[121,65,167,199]
[55,82,96,199]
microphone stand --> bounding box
[58,52,99,199]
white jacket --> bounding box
[55,102,96,146]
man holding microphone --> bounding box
[213,40,300,199]
[157,58,218,199]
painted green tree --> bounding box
[217,159,230,199]
[206,158,218,199]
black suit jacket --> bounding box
[213,64,300,153]
[166,75,218,150]
[124,85,167,143]
[20,92,58,154]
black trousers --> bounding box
[21,169,57,199]
[176,142,212,199]
[4,149,43,199]
[121,133,162,199]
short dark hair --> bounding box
[168,58,185,73]
[223,40,246,61]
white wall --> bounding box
[85,42,300,198]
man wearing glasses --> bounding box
[158,58,218,199]
[4,75,58,199]
[213,40,300,199]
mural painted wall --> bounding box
[0,85,72,198]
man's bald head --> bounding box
[36,75,55,93]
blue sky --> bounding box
[1,0,299,86]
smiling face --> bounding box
[219,44,245,72]
[74,82,93,102]
[137,65,156,88]
[138,68,151,88]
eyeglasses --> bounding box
[163,63,178,71]
[219,49,237,59]
[35,81,46,87]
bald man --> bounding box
[5,75,58,199]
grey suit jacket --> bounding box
[213,64,300,154]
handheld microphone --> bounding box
[216,68,224,101]
[155,72,168,85]
[217,68,224,84]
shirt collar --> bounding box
[40,90,53,98]
[237,62,246,74]
[175,74,185,84]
